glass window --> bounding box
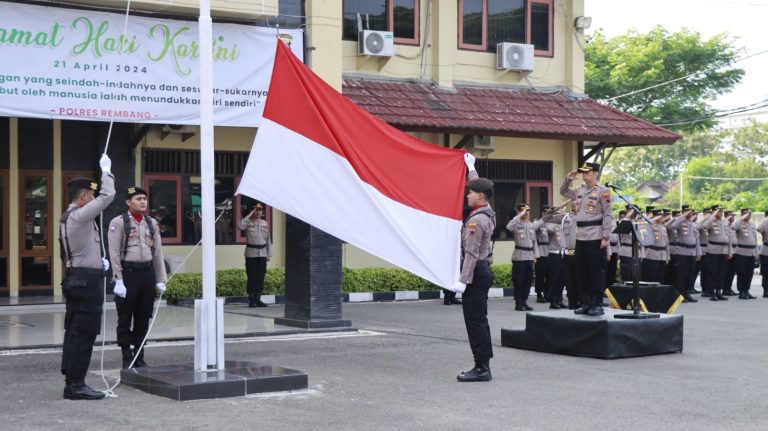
[487,0,525,51]
[462,0,484,46]
[393,0,418,42]
[145,176,181,244]
[344,0,419,44]
[530,1,550,52]
[24,176,49,250]
[492,182,524,241]
[19,119,53,170]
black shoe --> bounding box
[763,291,768,298]
[587,305,605,316]
[522,301,534,311]
[701,292,713,297]
[457,366,492,382]
[574,304,591,315]
[683,294,698,303]
[716,292,728,300]
[133,347,147,368]
[722,290,737,296]
[549,303,560,309]
[536,294,547,303]
[64,383,105,400]
[514,302,526,311]
[746,292,757,299]
[738,292,749,299]
[444,297,452,305]
[710,295,719,301]
[689,289,701,294]
[450,297,462,305]
[255,300,268,308]
[120,346,134,369]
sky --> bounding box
[584,0,768,114]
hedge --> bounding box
[165,264,514,299]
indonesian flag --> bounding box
[237,41,466,288]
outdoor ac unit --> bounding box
[162,124,196,134]
[496,42,534,72]
[358,30,395,57]
[467,136,495,157]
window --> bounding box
[343,0,420,45]
[459,0,552,56]
[145,175,182,244]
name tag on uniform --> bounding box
[128,228,138,238]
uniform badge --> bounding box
[467,222,478,233]
[590,192,598,198]
[601,191,611,203]
[587,204,595,212]
[128,228,138,238]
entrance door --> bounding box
[19,171,53,295]
[526,182,552,220]
[0,170,7,296]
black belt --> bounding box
[737,244,756,249]
[122,261,153,270]
[65,267,105,276]
[709,240,728,246]
[247,243,268,249]
[475,259,491,267]
[576,220,602,227]
[646,245,666,251]
[621,243,632,247]
[538,242,549,245]
[669,242,678,246]
[677,243,697,249]
[701,243,708,247]
[763,242,768,246]
[610,242,618,247]
[515,245,534,251]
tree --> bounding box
[586,26,744,134]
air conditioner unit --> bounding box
[496,42,534,72]
[358,30,395,57]
[162,124,196,134]
[467,135,495,157]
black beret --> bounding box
[467,177,494,194]
[126,186,147,199]
[67,177,98,191]
[577,162,601,173]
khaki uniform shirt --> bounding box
[460,204,496,284]
[757,219,768,256]
[60,172,115,270]
[108,213,167,282]
[670,215,701,257]
[542,211,576,252]
[506,215,539,261]
[534,220,549,256]
[665,218,679,256]
[239,216,272,258]
[697,222,709,251]
[700,214,733,255]
[732,217,757,257]
[559,177,614,241]
[645,222,670,262]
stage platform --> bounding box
[501,308,683,359]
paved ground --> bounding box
[1,283,767,431]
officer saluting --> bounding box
[559,162,614,316]
[108,187,167,369]
[240,203,272,307]
[732,208,758,299]
[453,153,495,382]
[59,154,114,400]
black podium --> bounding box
[607,282,683,314]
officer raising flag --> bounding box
[59,154,114,400]
[108,186,168,369]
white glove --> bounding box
[464,153,476,172]
[156,282,166,293]
[113,279,127,298]
[102,258,110,271]
[448,281,466,293]
[99,153,112,173]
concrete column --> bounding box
[52,120,62,296]
[565,0,586,94]
[433,0,456,87]
[8,118,18,297]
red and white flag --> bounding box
[237,41,466,288]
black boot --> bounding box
[574,296,591,315]
[715,290,728,301]
[514,300,525,311]
[64,381,105,400]
[683,292,698,303]
[254,295,268,307]
[450,293,462,305]
[763,288,768,298]
[457,363,492,382]
[248,293,256,308]
[746,291,757,299]
[587,295,604,316]
[443,290,452,305]
[522,299,534,311]
[738,291,749,299]
[120,345,134,369]
[536,292,547,303]
[133,346,147,368]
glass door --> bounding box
[0,170,7,296]
[19,171,53,295]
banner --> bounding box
[0,2,303,126]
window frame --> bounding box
[457,0,553,57]
[143,174,182,245]
[343,0,420,45]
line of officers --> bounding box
[504,194,768,315]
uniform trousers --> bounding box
[761,255,768,290]
[665,255,679,287]
[115,265,156,348]
[606,252,618,288]
[733,255,755,293]
[706,254,728,293]
[619,256,634,283]
[675,255,696,295]
[461,262,493,366]
[245,256,268,299]
[512,260,534,300]
[641,259,666,283]
[546,253,565,304]
[575,240,606,297]
[700,254,714,293]
[534,256,548,297]
[61,269,105,384]
[564,253,580,305]
[723,256,736,293]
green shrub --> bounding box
[165,264,509,298]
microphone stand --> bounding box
[609,186,660,320]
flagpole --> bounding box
[194,0,223,370]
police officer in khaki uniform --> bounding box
[541,201,572,309]
[669,205,700,303]
[756,211,768,298]
[642,208,670,283]
[533,208,550,303]
[697,207,712,296]
[240,203,272,307]
[506,203,539,311]
[59,154,114,400]
[559,162,614,316]
[108,187,167,369]
[732,208,758,299]
[700,205,732,301]
[453,153,495,382]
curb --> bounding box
[170,288,518,306]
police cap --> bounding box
[517,203,531,211]
[252,203,264,210]
[67,177,98,192]
[577,162,601,173]
[467,177,494,195]
[681,204,691,212]
[645,205,655,213]
[126,186,147,199]
[741,208,751,215]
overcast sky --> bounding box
[584,0,768,113]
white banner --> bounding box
[0,2,303,126]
